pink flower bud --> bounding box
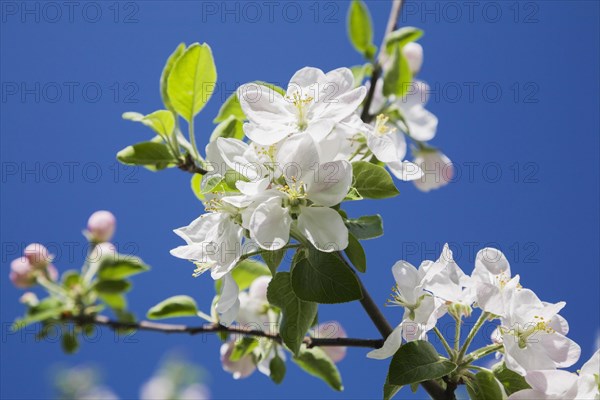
[220,340,257,379]
[9,257,36,289]
[312,321,347,363]
[89,242,117,264]
[19,292,39,306]
[87,211,116,242]
[413,151,453,192]
[402,42,424,75]
[46,264,59,282]
[24,243,52,268]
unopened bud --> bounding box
[413,150,453,192]
[24,243,52,268]
[19,292,39,306]
[402,42,424,75]
[9,257,36,289]
[87,211,116,242]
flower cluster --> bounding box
[368,244,598,399]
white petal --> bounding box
[238,83,294,125]
[540,332,581,368]
[216,274,240,326]
[249,198,292,251]
[387,160,423,181]
[243,122,294,146]
[507,389,552,400]
[524,370,578,397]
[367,130,407,163]
[287,67,326,96]
[367,325,403,359]
[236,178,270,196]
[305,160,353,207]
[276,134,320,183]
[314,86,367,122]
[297,206,348,252]
[173,213,222,244]
[475,248,511,276]
[391,261,421,306]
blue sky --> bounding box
[1,1,599,399]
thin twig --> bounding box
[64,315,383,349]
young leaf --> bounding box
[293,346,343,391]
[230,337,259,361]
[116,142,177,169]
[61,270,81,288]
[266,272,318,355]
[493,363,530,395]
[12,298,65,331]
[191,173,204,201]
[160,43,186,112]
[352,161,400,199]
[350,63,373,86]
[290,247,362,304]
[344,214,384,240]
[98,293,127,311]
[122,110,175,142]
[269,353,286,384]
[344,233,367,272]
[347,0,376,59]
[466,370,507,400]
[385,27,424,53]
[167,43,217,122]
[387,340,457,386]
[262,248,287,276]
[94,280,132,294]
[383,44,413,98]
[147,295,198,320]
[213,91,245,123]
[210,115,244,141]
[97,255,150,280]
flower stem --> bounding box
[454,316,461,353]
[457,311,489,363]
[434,326,454,357]
[461,343,503,366]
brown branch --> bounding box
[177,152,208,175]
[65,315,383,349]
[361,0,404,123]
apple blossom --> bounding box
[507,350,599,399]
[412,149,453,192]
[87,211,116,243]
[238,67,366,146]
[403,42,424,75]
[10,257,36,288]
[498,288,581,375]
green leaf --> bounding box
[210,115,244,141]
[215,259,271,292]
[344,233,366,272]
[191,173,204,200]
[347,0,376,59]
[383,372,403,400]
[267,272,318,355]
[493,363,530,395]
[147,295,198,320]
[387,340,457,386]
[293,346,343,391]
[122,110,175,142]
[466,370,507,400]
[61,332,79,354]
[262,248,287,276]
[12,297,65,330]
[230,337,259,361]
[97,255,150,280]
[98,293,127,310]
[213,91,245,123]
[344,186,364,201]
[352,161,400,199]
[383,44,413,98]
[290,247,362,304]
[94,280,131,294]
[167,42,217,122]
[61,270,81,288]
[344,214,384,240]
[269,353,286,384]
[385,27,424,53]
[116,141,177,169]
[161,43,186,112]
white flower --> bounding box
[238,67,366,146]
[508,350,599,399]
[310,321,348,363]
[371,79,438,142]
[236,276,272,330]
[412,149,453,192]
[499,288,581,375]
[471,248,520,317]
[246,134,351,252]
[363,114,423,181]
[215,273,240,326]
[421,244,475,313]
